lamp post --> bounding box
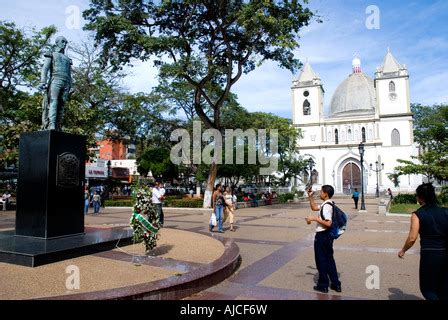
[107,160,112,178]
[358,143,366,211]
[370,161,384,198]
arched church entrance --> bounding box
[342,162,361,194]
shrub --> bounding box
[105,200,134,207]
[392,194,417,204]
[165,199,203,208]
[0,189,16,197]
[439,186,448,205]
[278,192,295,203]
[165,195,184,200]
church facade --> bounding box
[292,50,422,194]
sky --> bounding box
[1,0,447,119]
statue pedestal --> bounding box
[0,130,135,267]
[15,130,86,239]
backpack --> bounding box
[320,202,348,239]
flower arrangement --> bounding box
[130,185,161,252]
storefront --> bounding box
[85,166,108,185]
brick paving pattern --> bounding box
[0,197,423,300]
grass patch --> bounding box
[389,203,420,214]
[389,203,448,214]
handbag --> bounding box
[210,212,217,227]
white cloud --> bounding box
[122,60,159,94]
[410,71,448,105]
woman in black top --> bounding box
[398,183,448,300]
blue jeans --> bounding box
[84,200,89,215]
[93,201,100,214]
[155,204,164,227]
[314,231,341,288]
[214,205,224,232]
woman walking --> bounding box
[398,183,448,300]
[224,186,235,232]
[210,184,224,233]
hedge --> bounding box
[105,198,204,208]
[165,195,184,200]
[0,189,16,197]
[440,186,448,204]
[165,199,203,208]
[278,193,295,203]
[392,189,448,206]
[105,199,134,207]
[392,194,417,204]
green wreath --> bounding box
[130,186,161,252]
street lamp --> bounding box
[358,143,366,211]
[107,160,112,178]
[370,161,384,198]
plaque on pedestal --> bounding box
[15,130,86,239]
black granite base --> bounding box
[0,228,133,267]
[16,130,87,239]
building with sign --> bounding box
[90,139,136,161]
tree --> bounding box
[0,21,56,93]
[250,112,306,186]
[0,21,56,167]
[84,0,317,207]
[138,147,178,183]
[153,78,197,122]
[394,104,448,182]
[63,40,126,149]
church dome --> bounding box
[330,58,376,117]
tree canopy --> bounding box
[84,1,316,129]
[0,22,172,168]
[394,103,448,182]
[84,0,317,206]
[0,22,56,167]
[138,147,178,182]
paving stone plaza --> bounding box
[0,198,422,300]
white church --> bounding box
[292,49,422,195]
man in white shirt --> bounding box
[152,182,165,227]
[1,192,11,211]
[305,185,342,294]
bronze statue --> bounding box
[39,36,73,131]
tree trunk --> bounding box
[203,162,218,208]
[196,180,201,197]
